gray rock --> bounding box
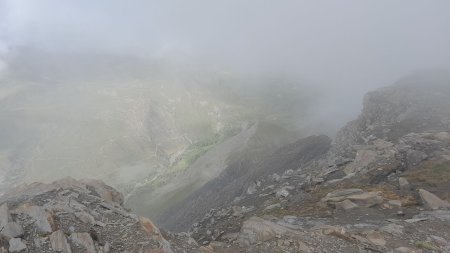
[380,223,404,236]
[366,231,386,246]
[345,192,383,207]
[343,149,378,174]
[74,211,96,225]
[282,169,294,179]
[0,222,24,239]
[275,188,290,198]
[335,199,359,210]
[70,232,95,253]
[394,247,420,253]
[283,216,298,225]
[322,189,364,201]
[269,173,281,182]
[406,150,428,167]
[263,203,281,211]
[238,216,303,245]
[429,235,448,246]
[322,189,383,207]
[398,177,410,189]
[9,238,27,252]
[246,182,258,195]
[0,203,11,227]
[388,200,402,207]
[14,205,54,234]
[415,210,450,221]
[50,230,72,253]
[418,189,450,210]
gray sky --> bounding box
[1,0,450,104]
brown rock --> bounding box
[140,217,173,253]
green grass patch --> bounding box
[415,241,440,251]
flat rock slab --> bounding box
[238,216,304,245]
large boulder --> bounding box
[419,189,450,210]
[322,189,383,208]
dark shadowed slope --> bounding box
[158,134,331,231]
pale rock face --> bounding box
[343,149,379,174]
[238,216,302,245]
[419,189,450,210]
[50,230,72,253]
[9,238,27,252]
[0,203,11,227]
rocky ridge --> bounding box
[0,178,189,253]
[1,71,450,252]
[178,72,450,252]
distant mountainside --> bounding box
[2,71,450,253]
[0,47,317,217]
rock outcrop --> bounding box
[0,178,186,253]
[176,72,450,253]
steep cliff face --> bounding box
[332,71,450,159]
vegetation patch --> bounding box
[404,160,450,187]
[415,241,440,251]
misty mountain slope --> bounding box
[158,134,332,231]
[1,72,449,253]
[0,47,319,207]
[332,70,450,159]
[174,72,450,253]
[126,121,297,219]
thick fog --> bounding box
[0,0,450,191]
[1,0,450,125]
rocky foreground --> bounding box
[1,71,450,252]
